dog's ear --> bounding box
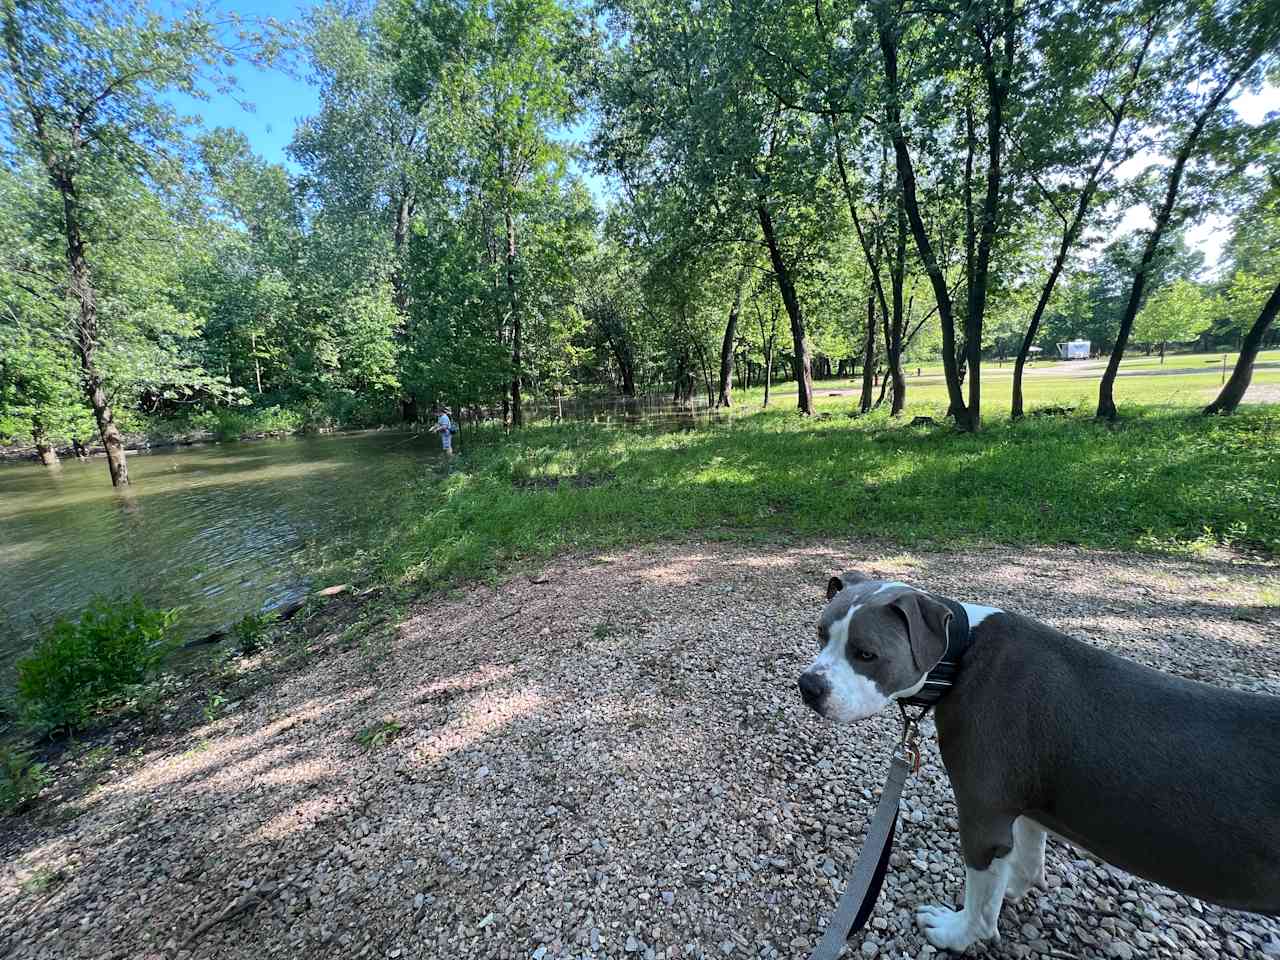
[888,591,952,673]
[826,570,868,600]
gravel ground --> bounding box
[2,541,1279,960]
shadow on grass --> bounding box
[363,405,1280,589]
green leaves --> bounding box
[1133,279,1217,349]
[15,596,181,734]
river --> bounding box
[0,431,440,678]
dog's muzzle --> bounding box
[798,670,830,710]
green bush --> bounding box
[231,610,277,656]
[15,597,180,733]
[0,745,47,814]
[190,405,304,441]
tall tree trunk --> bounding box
[1204,281,1280,415]
[860,292,877,414]
[1098,57,1260,420]
[756,203,813,415]
[391,189,414,312]
[874,6,968,426]
[613,339,637,397]
[717,263,749,407]
[961,0,1016,432]
[58,177,127,486]
[762,337,774,408]
[505,209,522,428]
[1012,19,1155,419]
[32,421,58,466]
[250,331,264,395]
[888,203,908,416]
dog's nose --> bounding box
[798,671,830,706]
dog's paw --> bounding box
[916,905,979,952]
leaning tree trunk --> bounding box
[717,264,749,407]
[59,179,127,486]
[505,209,523,428]
[1098,56,1259,420]
[859,292,877,414]
[875,8,967,427]
[32,421,58,466]
[1012,21,1154,420]
[1204,280,1280,415]
[757,204,813,415]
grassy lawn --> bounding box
[329,397,1280,592]
[734,349,1280,413]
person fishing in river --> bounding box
[428,404,457,458]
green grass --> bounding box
[735,349,1280,412]
[340,399,1280,592]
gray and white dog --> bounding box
[798,571,1280,952]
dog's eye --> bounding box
[853,649,877,662]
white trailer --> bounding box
[1057,340,1090,360]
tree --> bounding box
[1010,3,1159,418]
[1205,164,1280,413]
[0,0,280,485]
[1132,279,1215,361]
[432,0,585,427]
[1096,0,1280,420]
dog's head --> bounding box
[797,571,952,722]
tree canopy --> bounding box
[1,0,1278,482]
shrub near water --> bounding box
[15,597,179,733]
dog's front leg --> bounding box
[917,856,1011,951]
[917,814,1021,951]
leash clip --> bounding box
[895,702,930,774]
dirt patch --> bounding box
[2,542,1277,959]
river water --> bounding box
[0,431,440,677]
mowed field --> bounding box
[749,349,1280,414]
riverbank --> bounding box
[2,540,1277,959]
[334,403,1280,602]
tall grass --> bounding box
[340,402,1280,589]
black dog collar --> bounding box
[900,596,972,708]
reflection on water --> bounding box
[0,431,439,676]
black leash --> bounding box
[805,706,930,960]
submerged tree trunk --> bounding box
[859,293,876,414]
[756,203,813,415]
[58,177,127,486]
[32,422,58,466]
[717,263,749,407]
[1204,280,1280,415]
[505,209,523,428]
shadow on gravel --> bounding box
[2,543,1277,960]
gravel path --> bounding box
[2,541,1278,960]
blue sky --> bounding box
[160,0,318,168]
